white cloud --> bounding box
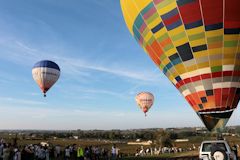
[0,70,30,84]
[1,40,163,83]
[16,41,38,53]
[59,85,128,99]
[54,55,162,83]
[0,96,46,105]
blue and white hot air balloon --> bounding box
[32,60,60,97]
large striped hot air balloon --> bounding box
[32,60,60,97]
[121,0,240,132]
[136,92,154,116]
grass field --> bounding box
[1,133,240,159]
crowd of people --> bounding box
[2,137,238,160]
[0,139,121,160]
[135,145,192,157]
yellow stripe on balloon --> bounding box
[121,0,153,35]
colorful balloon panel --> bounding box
[136,92,154,115]
[32,60,60,96]
[121,0,240,132]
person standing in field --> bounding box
[95,146,100,160]
[111,144,116,159]
[2,143,10,160]
[45,145,49,160]
[55,145,61,158]
[0,142,3,160]
[71,144,77,160]
[84,146,90,160]
[116,147,120,158]
[77,145,84,160]
[38,146,46,160]
[13,148,21,160]
[65,146,70,160]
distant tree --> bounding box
[136,132,143,139]
[155,131,173,147]
[235,126,240,134]
[66,132,73,138]
[143,132,153,140]
[169,132,178,139]
[12,134,18,147]
[43,134,49,140]
[22,134,26,140]
[109,132,115,140]
[178,131,195,138]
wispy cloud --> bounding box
[59,57,161,82]
[15,41,38,53]
[0,39,167,102]
[0,70,30,84]
[0,96,46,105]
[27,92,42,96]
[75,88,123,97]
[56,84,130,101]
[1,39,163,83]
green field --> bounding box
[1,133,240,159]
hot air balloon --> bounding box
[136,92,154,116]
[32,60,60,97]
[121,0,240,132]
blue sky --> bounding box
[0,0,239,130]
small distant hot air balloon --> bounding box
[32,60,60,97]
[136,92,154,116]
[121,0,240,132]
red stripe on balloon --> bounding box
[175,71,240,89]
[163,14,180,26]
[178,0,202,24]
[225,0,240,28]
[201,0,223,25]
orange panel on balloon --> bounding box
[146,45,161,65]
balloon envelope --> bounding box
[32,60,60,97]
[136,92,154,115]
[121,0,240,132]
